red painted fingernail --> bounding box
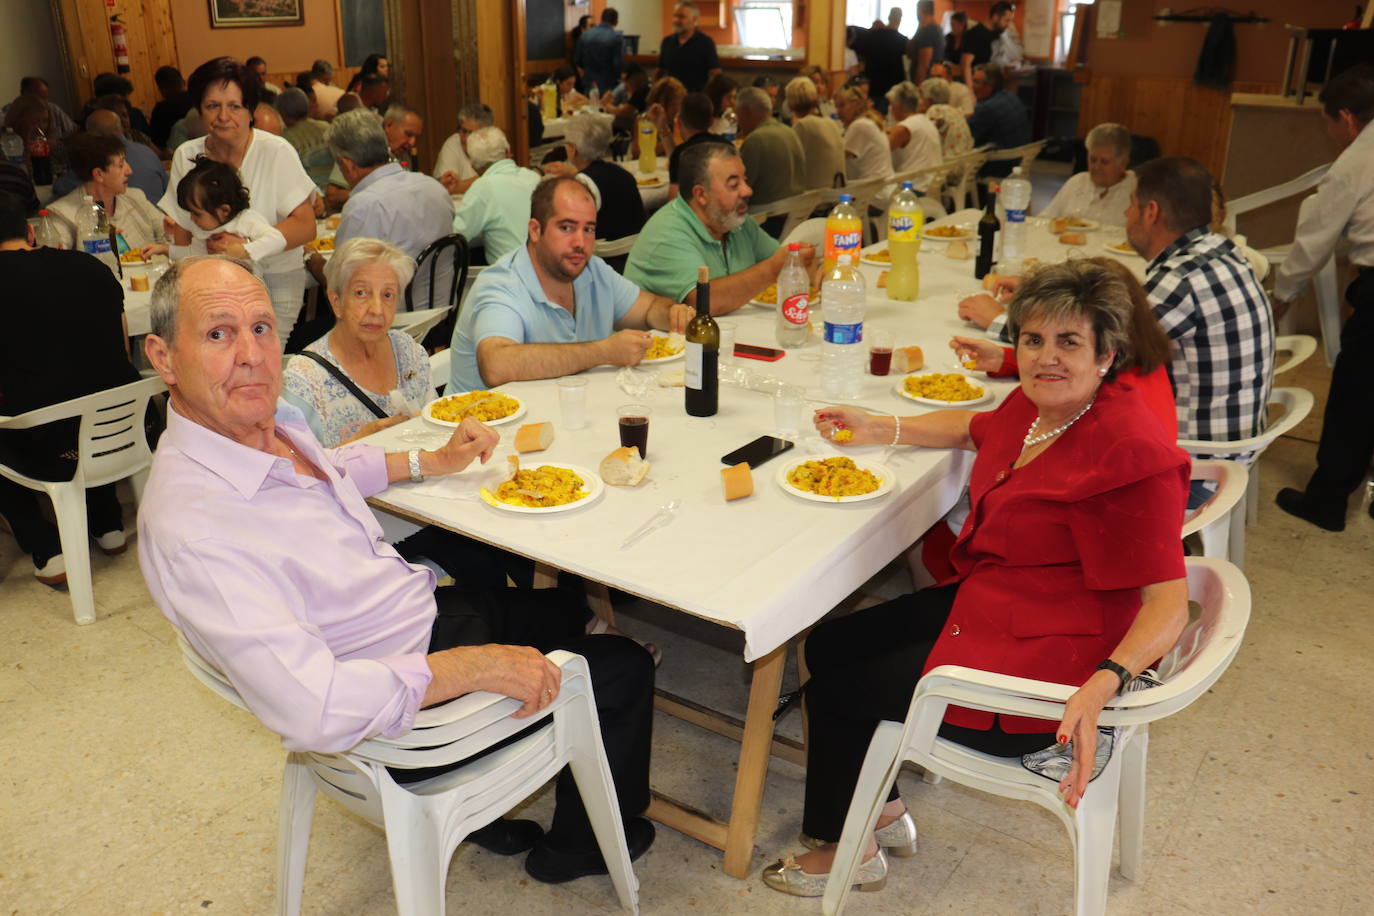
[1057,734,1067,744]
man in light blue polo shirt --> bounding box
[451,126,542,264]
[625,140,817,314]
[450,176,693,391]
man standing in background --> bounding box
[909,2,944,84]
[657,2,722,92]
[575,8,626,96]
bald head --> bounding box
[253,103,283,135]
[86,108,122,136]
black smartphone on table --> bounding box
[721,435,794,469]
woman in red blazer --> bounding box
[763,260,1192,898]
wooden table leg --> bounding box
[721,643,787,878]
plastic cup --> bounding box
[868,329,894,376]
[773,384,804,440]
[617,404,652,458]
[557,376,589,429]
[718,321,737,365]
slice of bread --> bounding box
[599,446,650,486]
[721,462,753,501]
[891,345,924,373]
[945,240,969,260]
[513,422,554,453]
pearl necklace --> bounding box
[1022,393,1096,451]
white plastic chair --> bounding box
[391,307,452,343]
[1177,387,1314,526]
[594,233,640,259]
[0,376,166,625]
[749,189,825,241]
[942,150,989,213]
[1182,460,1249,568]
[178,637,640,916]
[784,217,827,248]
[1227,163,1342,366]
[1272,334,1318,376]
[823,557,1251,916]
[429,348,453,395]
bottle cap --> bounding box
[838,194,852,203]
[38,209,49,216]
[788,242,801,251]
[902,181,914,190]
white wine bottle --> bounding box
[684,265,719,417]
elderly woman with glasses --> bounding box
[159,56,317,345]
[280,237,532,590]
[1041,122,1138,226]
[544,112,647,244]
[762,260,1191,897]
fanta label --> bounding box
[889,215,917,241]
[825,229,862,261]
[781,293,809,325]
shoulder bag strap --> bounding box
[297,350,389,420]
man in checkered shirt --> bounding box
[1127,157,1275,487]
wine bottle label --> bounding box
[685,341,703,389]
[888,215,918,241]
[824,321,862,344]
[781,293,809,325]
[1006,208,1026,224]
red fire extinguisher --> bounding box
[110,14,130,74]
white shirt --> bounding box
[312,82,344,115]
[843,117,894,186]
[890,113,942,186]
[1274,120,1374,302]
[1039,170,1137,225]
[432,133,476,182]
[159,130,317,275]
[949,81,976,117]
[183,209,286,263]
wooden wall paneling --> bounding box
[51,0,180,118]
[1077,75,1234,178]
[472,0,517,155]
[385,0,458,173]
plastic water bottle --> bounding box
[823,193,863,276]
[33,208,63,249]
[820,254,866,399]
[775,242,810,349]
[886,181,923,301]
[589,87,601,110]
[77,195,119,275]
[1000,166,1032,259]
[1,127,23,167]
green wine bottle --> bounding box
[685,265,719,417]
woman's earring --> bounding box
[1097,367,1107,377]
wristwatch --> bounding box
[1095,658,1132,693]
[407,449,424,483]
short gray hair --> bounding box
[735,86,771,117]
[326,108,390,168]
[149,255,263,342]
[1006,260,1134,380]
[466,125,510,171]
[275,87,309,122]
[563,113,612,162]
[677,139,738,199]
[886,80,921,112]
[918,77,950,106]
[311,59,334,78]
[784,76,818,114]
[457,101,494,126]
[382,104,416,127]
[1085,122,1132,162]
[323,237,417,296]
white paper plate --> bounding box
[861,250,891,267]
[1103,241,1142,258]
[641,337,685,364]
[893,373,994,407]
[749,288,821,309]
[1054,218,1101,232]
[479,463,604,514]
[423,392,527,428]
[775,458,897,503]
[921,225,974,242]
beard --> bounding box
[536,244,588,283]
[707,197,749,234]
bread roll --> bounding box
[599,446,650,486]
[891,345,924,373]
[876,270,889,289]
[657,369,685,387]
[1051,217,1069,235]
[981,272,1009,292]
[721,462,753,501]
[129,273,149,291]
[1058,232,1087,246]
[944,240,969,260]
[514,422,554,453]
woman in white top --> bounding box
[47,133,166,251]
[917,77,974,162]
[786,77,845,190]
[929,61,976,116]
[885,81,943,190]
[159,57,318,344]
[1040,122,1138,226]
[835,86,893,191]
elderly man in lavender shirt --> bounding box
[136,256,655,885]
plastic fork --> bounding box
[620,499,682,550]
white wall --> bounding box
[614,0,664,51]
[0,0,74,115]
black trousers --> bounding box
[1304,269,1374,512]
[391,586,655,850]
[0,432,122,565]
[801,585,1056,842]
[393,526,536,590]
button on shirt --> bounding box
[624,195,780,303]
[337,162,455,262]
[137,403,436,753]
[449,244,640,391]
[1274,120,1374,302]
[1146,228,1275,450]
[451,158,542,263]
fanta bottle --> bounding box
[823,193,863,275]
[541,81,558,121]
[886,181,922,301]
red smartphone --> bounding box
[734,343,785,362]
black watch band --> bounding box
[1096,659,1132,693]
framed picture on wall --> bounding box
[209,1,305,29]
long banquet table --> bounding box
[360,210,1142,877]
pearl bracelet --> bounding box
[891,416,902,446]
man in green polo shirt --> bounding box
[625,141,817,314]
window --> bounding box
[735,2,795,50]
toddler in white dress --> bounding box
[144,155,286,265]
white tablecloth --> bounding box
[613,155,671,214]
